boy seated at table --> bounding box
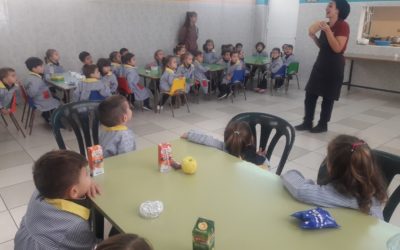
[109,51,122,76]
[146,49,165,69]
[283,44,296,66]
[99,95,136,158]
[79,51,93,72]
[24,57,60,123]
[14,150,101,250]
[193,51,210,95]
[218,50,242,99]
[74,64,111,101]
[0,67,18,116]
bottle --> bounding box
[387,233,400,250]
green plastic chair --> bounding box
[284,62,300,93]
[317,150,400,223]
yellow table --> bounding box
[92,140,400,250]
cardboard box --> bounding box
[87,145,104,176]
[158,143,173,173]
[193,217,215,250]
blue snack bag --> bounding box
[292,207,339,229]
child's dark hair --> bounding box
[120,48,129,55]
[44,49,57,64]
[109,51,119,62]
[0,67,15,82]
[193,50,203,58]
[162,55,176,72]
[79,51,90,62]
[97,58,111,76]
[270,47,281,58]
[180,52,193,65]
[122,53,135,65]
[230,50,239,57]
[82,64,98,78]
[224,121,255,159]
[235,43,243,48]
[202,39,215,52]
[96,233,153,250]
[174,44,186,55]
[255,42,266,50]
[326,135,387,214]
[98,95,130,127]
[221,50,230,57]
[286,44,294,49]
[33,150,88,199]
[25,57,44,71]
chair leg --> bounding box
[21,103,27,123]
[1,114,8,127]
[170,96,175,117]
[28,110,35,135]
[183,94,190,113]
[285,78,289,94]
[25,108,31,129]
[242,83,247,101]
[231,85,234,103]
[296,74,300,89]
[270,79,274,96]
[10,113,26,138]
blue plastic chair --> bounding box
[89,91,106,101]
[230,69,247,103]
[269,65,287,96]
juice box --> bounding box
[158,143,173,173]
[87,145,105,177]
[192,217,215,250]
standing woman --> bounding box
[296,0,350,133]
[178,11,199,54]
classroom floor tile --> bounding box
[2,86,400,246]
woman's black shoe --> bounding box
[310,124,327,133]
[294,123,313,131]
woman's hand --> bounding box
[319,21,332,34]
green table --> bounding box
[92,140,400,250]
[45,73,77,103]
[137,67,161,112]
[244,56,270,66]
[203,63,226,72]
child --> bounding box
[146,49,165,69]
[283,44,296,66]
[79,51,93,72]
[120,48,129,57]
[24,57,60,123]
[253,42,268,57]
[97,58,118,94]
[176,52,195,93]
[235,43,245,61]
[44,49,64,76]
[121,53,152,110]
[218,50,242,99]
[193,51,210,94]
[96,233,153,250]
[202,39,219,64]
[0,68,18,116]
[158,55,179,111]
[74,64,111,101]
[174,44,186,65]
[109,51,122,76]
[182,121,269,168]
[270,47,285,90]
[14,150,100,249]
[281,135,387,219]
[99,95,136,158]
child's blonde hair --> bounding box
[327,135,387,214]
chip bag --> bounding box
[291,207,339,230]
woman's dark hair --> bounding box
[25,57,44,71]
[224,121,255,159]
[44,49,57,64]
[96,233,153,250]
[183,11,197,28]
[122,53,135,65]
[97,58,111,76]
[255,42,266,51]
[162,55,176,73]
[333,0,350,20]
[327,135,387,214]
[79,51,90,63]
[203,39,215,52]
[109,51,119,63]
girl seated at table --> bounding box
[203,39,219,64]
[182,121,269,169]
[147,49,165,69]
[176,52,195,94]
[193,51,210,95]
[157,55,179,111]
[44,49,65,76]
[249,42,268,79]
[97,58,118,94]
[281,135,387,219]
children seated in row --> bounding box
[14,150,101,249]
[158,55,179,111]
[177,52,195,93]
[79,51,93,72]
[74,64,111,101]
[24,57,60,123]
[255,48,284,93]
[0,68,18,116]
[282,135,387,219]
[218,50,242,99]
[99,95,136,158]
[174,44,186,65]
[146,49,165,69]
[109,51,122,76]
[193,51,210,94]
[97,58,118,94]
[44,49,64,76]
[182,121,269,168]
[121,53,152,111]
[202,39,219,64]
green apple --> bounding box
[182,156,197,174]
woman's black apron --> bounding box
[305,30,345,101]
